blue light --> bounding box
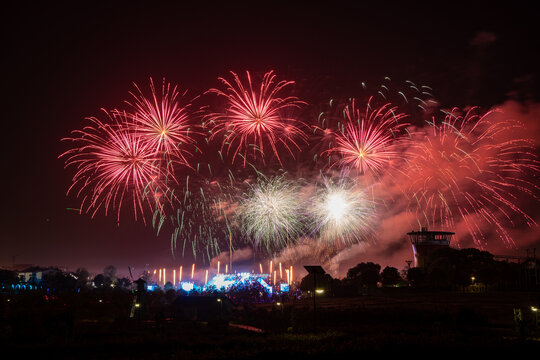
[203,273,276,294]
[206,274,236,290]
[257,278,272,294]
[280,283,289,292]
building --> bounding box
[16,266,63,285]
[407,228,454,268]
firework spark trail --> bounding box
[60,74,540,262]
[402,107,540,247]
[206,70,307,167]
[152,131,250,259]
[308,174,376,248]
[152,171,233,260]
[172,181,238,261]
[324,97,409,176]
[60,110,170,223]
[236,175,305,253]
[121,77,243,259]
[150,113,272,262]
[125,77,201,169]
[311,99,342,167]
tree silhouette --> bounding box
[74,267,90,289]
[407,267,426,287]
[93,274,105,288]
[115,277,132,289]
[381,266,402,286]
[43,270,76,292]
[103,265,117,287]
[347,262,381,287]
[426,248,504,287]
[0,269,19,285]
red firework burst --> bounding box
[206,70,307,166]
[325,97,408,175]
[60,110,171,223]
[125,77,200,168]
[403,107,539,247]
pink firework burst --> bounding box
[125,77,200,168]
[206,70,307,166]
[404,107,540,247]
[60,110,171,223]
[325,97,408,176]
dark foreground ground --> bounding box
[2,288,539,359]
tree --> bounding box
[115,277,132,289]
[74,267,90,289]
[427,248,502,287]
[407,267,426,287]
[93,274,105,288]
[428,267,448,287]
[347,262,381,287]
[43,270,76,292]
[0,269,19,285]
[381,266,402,286]
[104,265,117,278]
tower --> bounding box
[407,228,454,268]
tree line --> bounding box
[300,247,539,295]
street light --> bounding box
[217,298,222,316]
[304,265,326,335]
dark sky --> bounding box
[2,1,539,275]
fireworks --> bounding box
[206,70,307,166]
[125,77,200,168]
[237,175,305,252]
[308,175,376,246]
[60,73,540,261]
[60,110,169,223]
[164,178,238,261]
[325,97,408,175]
[403,107,539,247]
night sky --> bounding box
[2,2,539,276]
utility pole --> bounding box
[304,266,326,335]
[313,273,317,334]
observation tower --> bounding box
[407,228,454,267]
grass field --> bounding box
[2,289,539,358]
